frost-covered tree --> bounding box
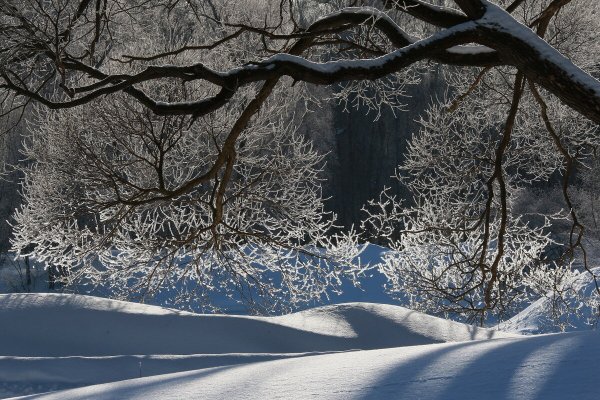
[1,0,600,316]
[363,0,600,323]
[2,0,367,312]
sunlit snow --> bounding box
[2,293,598,399]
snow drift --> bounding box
[0,293,512,357]
[0,293,516,398]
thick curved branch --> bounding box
[313,7,500,65]
[1,8,498,116]
[2,1,599,124]
[473,1,600,124]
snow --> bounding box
[228,0,600,106]
[0,293,512,357]
[1,292,598,399]
[502,267,600,334]
[261,20,480,75]
[2,251,600,399]
[0,243,397,314]
[1,293,514,398]
[9,330,600,399]
[2,2,600,398]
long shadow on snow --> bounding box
[358,331,599,400]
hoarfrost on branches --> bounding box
[364,0,600,323]
[1,0,600,320]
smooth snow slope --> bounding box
[16,331,600,400]
[0,293,512,357]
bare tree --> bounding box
[1,0,599,315]
[362,0,600,323]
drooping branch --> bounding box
[2,1,598,125]
[0,7,498,116]
[6,0,600,317]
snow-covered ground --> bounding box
[3,247,600,399]
[501,267,600,334]
[2,293,598,399]
[14,331,598,400]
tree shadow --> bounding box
[358,331,599,399]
